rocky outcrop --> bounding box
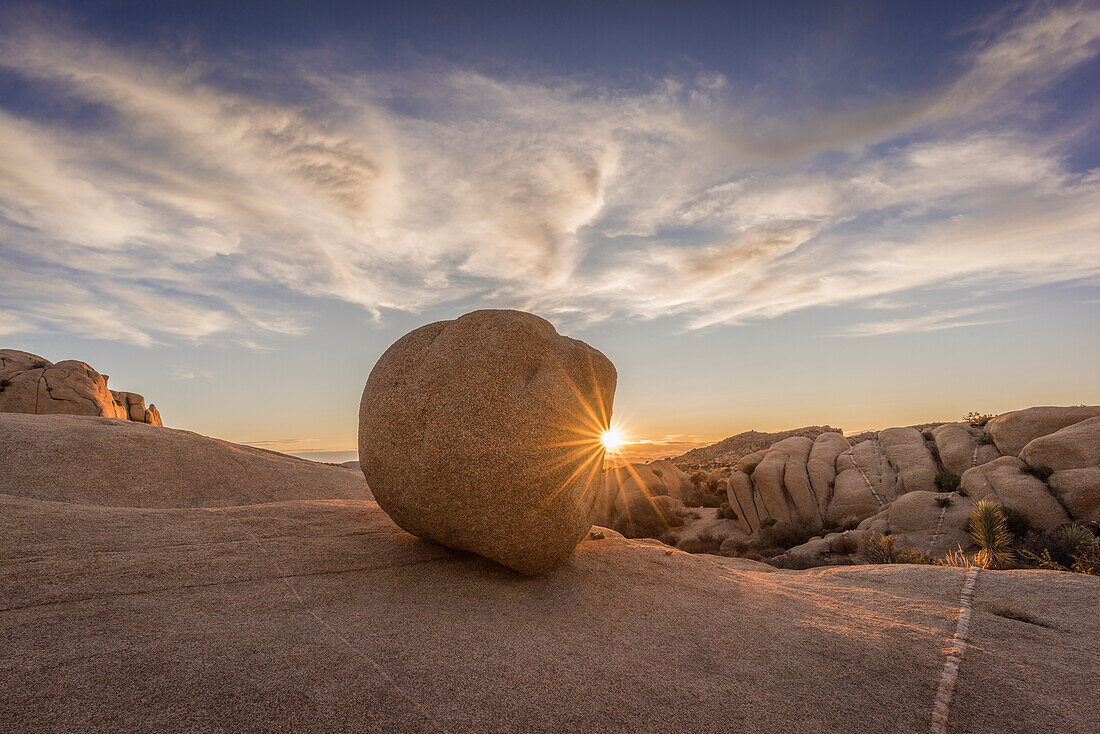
[1048,467,1100,522]
[880,427,939,495]
[0,412,369,507]
[0,349,162,426]
[986,405,1100,456]
[960,456,1069,531]
[358,310,617,576]
[676,406,1097,563]
[675,425,842,464]
[931,422,1000,476]
[1019,417,1100,471]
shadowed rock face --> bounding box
[0,349,162,426]
[358,309,617,576]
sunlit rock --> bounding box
[358,309,616,576]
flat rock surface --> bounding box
[0,413,370,508]
[3,493,1097,733]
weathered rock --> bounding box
[1019,417,1100,472]
[932,422,1000,476]
[0,349,163,426]
[986,405,1100,456]
[752,436,817,529]
[358,310,617,576]
[827,439,895,526]
[960,456,1069,531]
[0,413,370,507]
[1048,468,1100,522]
[880,427,939,494]
[806,432,849,509]
[726,468,758,534]
[886,491,974,557]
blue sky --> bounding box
[1,0,1098,461]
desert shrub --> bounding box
[758,520,817,552]
[967,500,1015,569]
[965,411,993,427]
[588,530,606,540]
[830,533,859,555]
[1001,506,1031,539]
[1018,525,1099,575]
[861,532,930,565]
[1072,543,1100,576]
[740,461,759,475]
[767,553,821,570]
[820,519,840,534]
[937,547,973,568]
[955,486,968,497]
[689,470,707,486]
[934,472,960,492]
[935,494,952,508]
[921,427,935,439]
[1020,464,1054,482]
[716,501,738,520]
[976,433,994,446]
[676,529,723,554]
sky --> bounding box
[1,0,1098,463]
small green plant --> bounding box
[976,433,994,446]
[715,501,738,520]
[740,461,759,475]
[935,494,953,508]
[1021,464,1054,482]
[967,500,1015,569]
[965,411,993,427]
[588,530,606,540]
[934,472,960,492]
[861,532,931,564]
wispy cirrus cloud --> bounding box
[0,2,1098,346]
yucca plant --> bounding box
[968,500,1015,569]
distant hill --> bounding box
[674,425,842,466]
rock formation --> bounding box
[358,310,616,576]
[648,406,1100,561]
[0,413,370,508]
[0,349,162,425]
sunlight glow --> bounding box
[601,427,626,451]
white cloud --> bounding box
[837,305,1007,338]
[0,2,1098,344]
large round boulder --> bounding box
[358,310,617,576]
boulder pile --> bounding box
[0,349,162,425]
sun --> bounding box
[600,426,626,451]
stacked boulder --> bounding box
[0,349,162,426]
[729,406,1100,564]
